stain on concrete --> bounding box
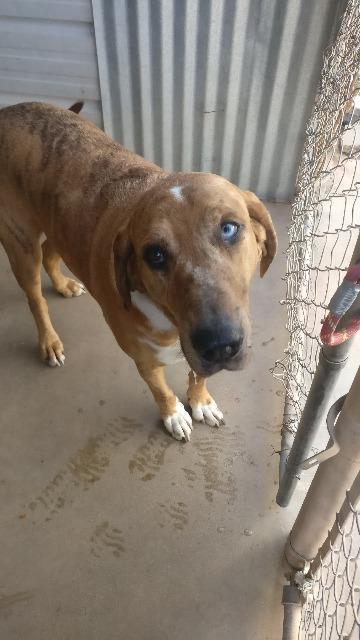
[25,416,141,522]
[128,430,172,481]
[256,421,279,434]
[157,501,189,530]
[108,417,139,447]
[181,467,197,488]
[236,450,256,467]
[191,429,238,504]
[90,521,125,558]
[68,437,110,484]
[261,337,275,346]
[0,591,33,612]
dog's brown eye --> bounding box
[144,245,167,270]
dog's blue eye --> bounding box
[144,245,167,270]
[220,221,239,242]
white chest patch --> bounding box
[141,337,185,366]
[169,185,184,202]
[131,291,175,332]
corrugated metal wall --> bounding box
[92,0,342,202]
[0,0,102,127]
[0,0,345,201]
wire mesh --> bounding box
[276,2,360,638]
[273,0,360,438]
[299,487,360,640]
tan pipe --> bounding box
[285,365,360,569]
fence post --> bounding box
[277,235,360,507]
[285,366,360,568]
[281,585,303,640]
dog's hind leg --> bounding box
[42,238,85,298]
[2,226,65,367]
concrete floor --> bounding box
[0,204,354,639]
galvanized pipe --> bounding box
[281,585,303,640]
[310,471,360,575]
[277,338,355,507]
[277,234,360,507]
[285,366,360,568]
[278,402,297,485]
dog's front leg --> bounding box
[136,362,193,442]
[187,372,225,427]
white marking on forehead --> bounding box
[169,185,184,202]
[191,265,216,287]
[131,291,175,332]
[177,257,217,287]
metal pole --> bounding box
[281,585,303,640]
[310,471,360,575]
[277,234,360,507]
[277,339,355,507]
[285,366,360,569]
[278,401,297,487]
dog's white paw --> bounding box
[163,400,193,442]
[40,334,65,367]
[71,281,86,297]
[191,401,224,427]
[48,352,65,367]
[58,278,86,298]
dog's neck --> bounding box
[130,290,175,333]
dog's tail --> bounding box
[68,101,84,114]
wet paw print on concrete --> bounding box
[67,436,110,485]
[128,430,172,481]
[90,521,125,558]
[157,501,189,530]
[24,416,141,523]
[0,590,33,618]
[181,429,238,504]
[107,416,142,447]
[181,467,197,488]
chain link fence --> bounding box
[273,0,360,436]
[299,483,360,640]
[274,1,360,638]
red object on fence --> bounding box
[320,263,360,346]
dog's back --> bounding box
[0,102,162,280]
[0,102,122,208]
[0,101,160,210]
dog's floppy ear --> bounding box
[242,191,277,277]
[113,233,133,308]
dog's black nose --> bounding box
[191,324,243,364]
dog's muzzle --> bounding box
[190,321,246,374]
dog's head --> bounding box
[114,173,277,376]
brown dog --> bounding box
[0,102,277,441]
